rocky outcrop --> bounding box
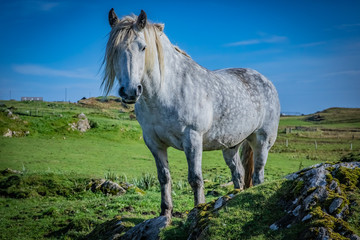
[5,110,19,120]
[3,128,30,137]
[270,162,360,239]
[68,113,91,132]
[87,162,360,240]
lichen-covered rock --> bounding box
[3,129,29,137]
[86,216,169,240]
[270,162,360,239]
[68,113,91,132]
[3,129,12,137]
[6,110,19,120]
[121,216,169,240]
[77,118,90,132]
[1,168,22,175]
[87,179,126,196]
[86,216,130,240]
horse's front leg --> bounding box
[146,142,173,219]
[183,128,205,205]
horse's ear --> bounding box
[154,23,164,32]
[136,10,147,31]
[109,8,119,28]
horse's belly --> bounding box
[202,117,259,150]
[202,131,248,151]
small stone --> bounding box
[292,205,301,217]
[350,234,360,240]
[269,223,279,230]
[100,180,126,195]
[335,205,349,219]
[3,129,12,137]
[317,227,330,240]
[301,214,312,221]
[329,180,338,190]
[214,197,224,210]
[329,198,343,214]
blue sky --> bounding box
[0,0,359,114]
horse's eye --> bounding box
[141,46,146,51]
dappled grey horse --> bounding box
[103,9,280,219]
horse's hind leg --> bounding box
[248,130,275,185]
[222,145,245,190]
[240,140,254,188]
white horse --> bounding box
[103,9,280,220]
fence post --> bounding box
[350,143,353,151]
[286,139,288,147]
[315,140,317,150]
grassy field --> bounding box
[0,99,359,239]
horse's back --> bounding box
[214,68,280,119]
[218,67,280,129]
[202,68,280,150]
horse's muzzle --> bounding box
[119,85,142,104]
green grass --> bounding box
[206,180,297,240]
[0,100,359,239]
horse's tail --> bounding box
[240,140,254,188]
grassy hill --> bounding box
[0,99,359,239]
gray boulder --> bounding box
[270,162,360,239]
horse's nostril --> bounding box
[137,85,143,96]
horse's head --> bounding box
[103,9,164,104]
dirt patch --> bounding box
[77,97,134,112]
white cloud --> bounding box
[13,64,98,80]
[224,35,288,47]
[39,2,60,11]
[297,41,326,48]
[335,23,360,30]
[323,70,360,77]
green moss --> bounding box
[292,180,304,196]
[333,167,360,190]
[307,187,317,195]
[310,206,352,240]
[325,173,333,183]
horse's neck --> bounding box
[141,35,206,104]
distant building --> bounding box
[21,97,43,101]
